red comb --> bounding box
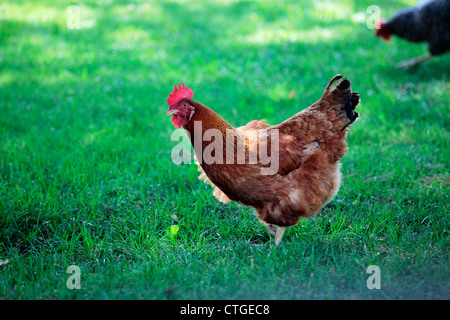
[167,83,194,106]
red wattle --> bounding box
[172,115,181,128]
[172,114,188,128]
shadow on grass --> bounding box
[0,0,448,264]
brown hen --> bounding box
[167,75,360,246]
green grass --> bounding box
[0,0,449,300]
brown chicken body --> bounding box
[167,75,360,245]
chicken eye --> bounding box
[182,103,187,107]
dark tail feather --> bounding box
[341,97,359,131]
[322,75,360,131]
[324,74,344,92]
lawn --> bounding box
[0,0,449,300]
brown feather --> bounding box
[181,75,360,228]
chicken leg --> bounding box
[274,226,286,247]
[264,223,286,246]
[396,54,431,68]
[264,222,277,236]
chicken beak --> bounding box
[167,109,178,115]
